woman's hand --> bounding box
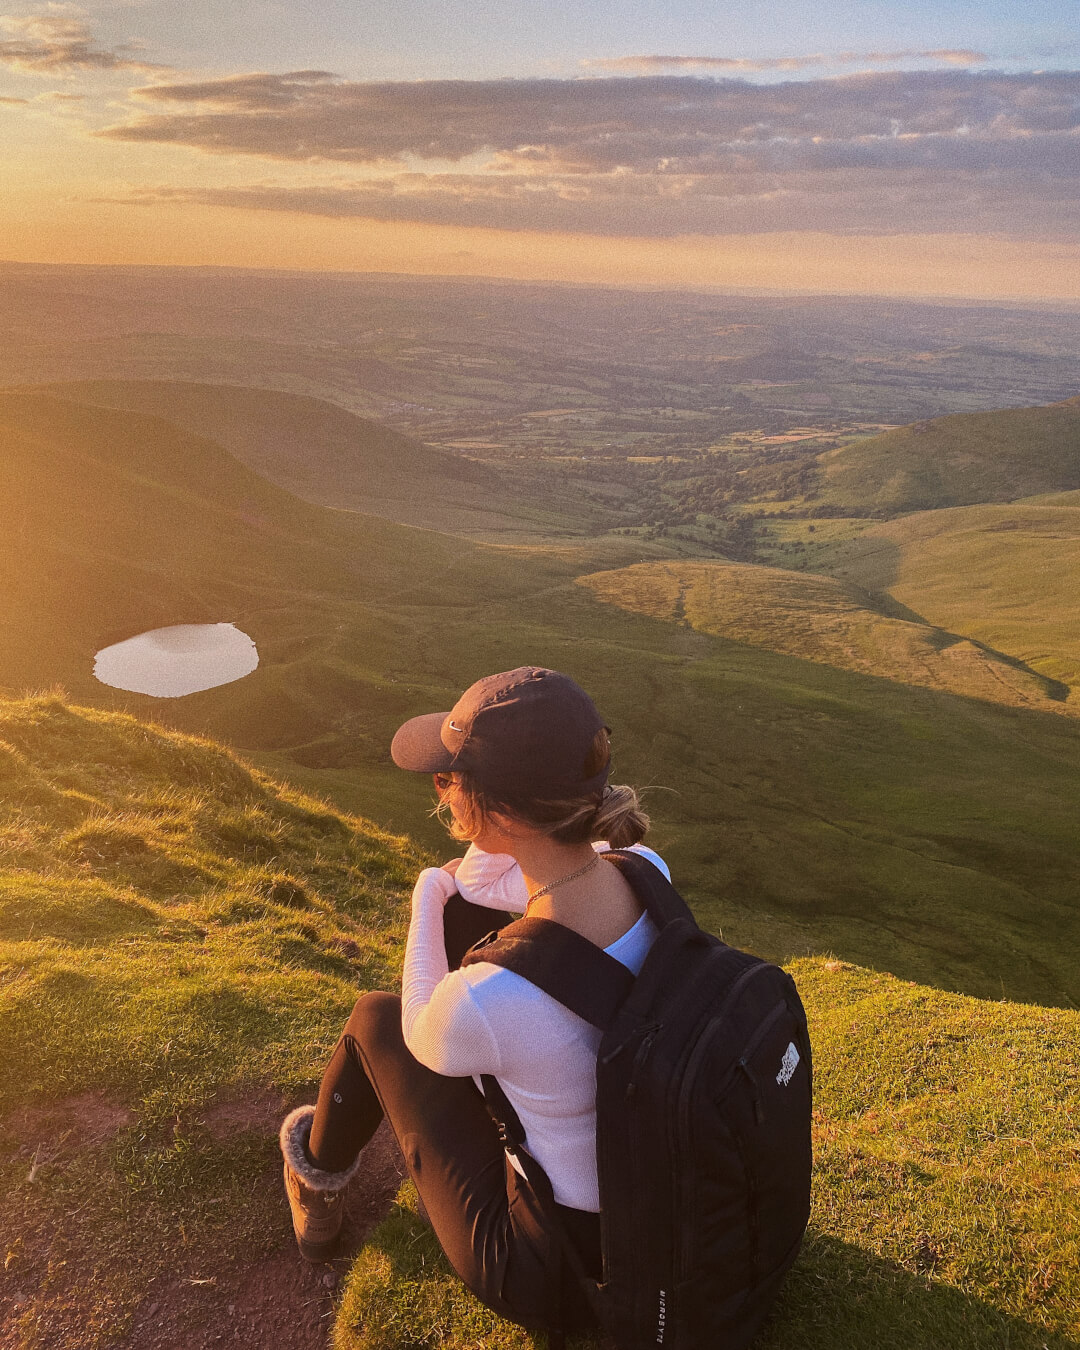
[441,856,464,879]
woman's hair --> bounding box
[435,728,649,849]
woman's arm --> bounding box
[400,867,501,1076]
[453,845,527,911]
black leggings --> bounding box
[306,893,602,1332]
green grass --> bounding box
[0,694,424,1346]
[814,398,1080,516]
[809,499,1080,697]
[3,696,1077,1349]
[334,1182,549,1350]
[336,961,1080,1350]
[577,558,1069,716]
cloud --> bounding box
[582,50,989,73]
[100,70,1080,168]
[0,6,161,73]
[96,69,1080,240]
[107,153,1080,240]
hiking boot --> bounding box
[279,1104,361,1262]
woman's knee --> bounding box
[342,990,402,1053]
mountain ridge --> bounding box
[812,397,1080,516]
[27,379,609,539]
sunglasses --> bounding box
[432,772,454,793]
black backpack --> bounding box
[460,849,812,1350]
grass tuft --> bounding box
[333,1181,551,1350]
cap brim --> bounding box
[391,711,454,773]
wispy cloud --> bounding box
[0,6,161,74]
[96,69,1080,241]
[582,50,989,73]
[110,153,1080,241]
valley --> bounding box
[2,264,1080,1350]
[2,376,1080,1011]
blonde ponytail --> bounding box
[589,783,649,848]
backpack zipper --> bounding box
[599,940,729,1069]
[624,1022,663,1101]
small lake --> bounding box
[94,624,259,698]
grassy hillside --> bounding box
[31,380,609,539]
[4,392,1080,1011]
[2,704,1075,1347]
[814,398,1080,515]
[577,559,1071,716]
[0,694,424,1347]
[768,498,1080,697]
[0,387,584,734]
[338,960,1080,1350]
[0,388,442,688]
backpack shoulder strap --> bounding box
[459,849,698,1026]
[461,916,634,1030]
[601,848,698,928]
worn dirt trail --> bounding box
[1,1095,406,1350]
[115,1122,408,1350]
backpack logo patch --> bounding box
[776,1041,800,1087]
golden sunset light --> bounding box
[2,3,1080,1348]
[1,3,1078,298]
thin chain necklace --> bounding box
[525,854,601,910]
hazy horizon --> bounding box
[6,257,1080,311]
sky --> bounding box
[1,0,1079,297]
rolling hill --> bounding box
[29,380,609,539]
[3,390,1080,1011]
[767,497,1080,697]
[0,697,1076,1350]
[0,387,559,737]
[812,398,1080,515]
[576,559,1074,716]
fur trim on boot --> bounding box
[279,1105,361,1261]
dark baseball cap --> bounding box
[390,666,609,798]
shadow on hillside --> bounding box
[343,1194,1075,1350]
[760,1229,1077,1350]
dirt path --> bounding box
[1,1094,407,1350]
[115,1122,408,1350]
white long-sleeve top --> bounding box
[401,842,668,1212]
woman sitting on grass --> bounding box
[278,666,666,1336]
